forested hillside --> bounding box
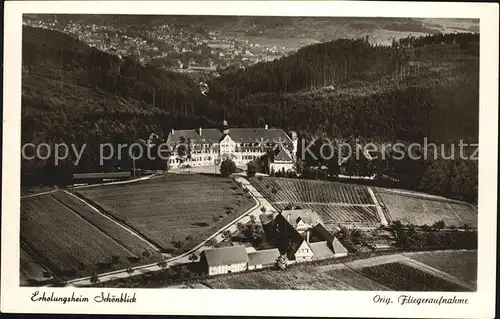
[208,32,479,143]
[21,26,479,202]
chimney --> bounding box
[199,127,202,136]
[265,124,268,130]
[306,230,310,243]
[171,128,175,135]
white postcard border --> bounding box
[2,1,498,317]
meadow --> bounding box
[77,174,255,254]
[376,190,477,227]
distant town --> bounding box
[23,16,292,77]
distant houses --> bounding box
[200,208,347,276]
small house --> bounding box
[200,245,248,276]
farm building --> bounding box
[273,210,347,262]
[200,245,248,276]
[247,248,281,270]
[274,213,314,263]
[72,172,131,183]
[166,120,298,170]
[281,209,324,233]
[269,147,295,174]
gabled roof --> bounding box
[331,237,348,254]
[274,148,294,163]
[309,241,335,259]
[202,245,248,267]
[248,248,281,266]
[166,127,292,146]
[281,209,323,228]
[312,223,336,243]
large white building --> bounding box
[165,120,298,171]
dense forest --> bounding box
[21,26,479,203]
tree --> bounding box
[212,215,219,223]
[90,271,99,284]
[220,158,237,177]
[206,238,217,247]
[276,255,287,270]
[250,224,264,243]
[294,159,304,176]
[222,230,232,239]
[247,161,257,178]
[189,253,198,262]
[432,220,446,230]
[250,215,256,224]
[236,222,246,233]
[126,267,135,274]
[142,249,151,259]
[260,206,267,213]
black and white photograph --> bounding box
[2,1,498,317]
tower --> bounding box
[222,120,230,135]
[290,131,298,161]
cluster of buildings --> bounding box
[165,120,297,173]
[23,17,290,75]
[200,209,348,276]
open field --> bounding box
[77,174,255,254]
[376,191,477,227]
[251,177,380,228]
[204,263,389,290]
[404,250,477,285]
[21,193,150,280]
[357,261,469,291]
[20,248,51,286]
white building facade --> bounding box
[165,121,298,170]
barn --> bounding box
[200,245,248,276]
[247,248,281,270]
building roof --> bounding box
[312,223,336,243]
[248,248,281,266]
[281,209,323,228]
[309,241,335,259]
[73,172,131,179]
[331,237,348,254]
[202,245,249,267]
[274,148,294,163]
[166,127,292,146]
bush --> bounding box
[220,159,237,177]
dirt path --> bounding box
[367,187,388,226]
[272,201,377,207]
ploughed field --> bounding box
[376,189,477,227]
[404,250,477,285]
[20,192,161,283]
[251,177,380,228]
[358,262,468,291]
[77,174,255,254]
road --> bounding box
[64,175,265,286]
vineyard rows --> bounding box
[252,178,374,205]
